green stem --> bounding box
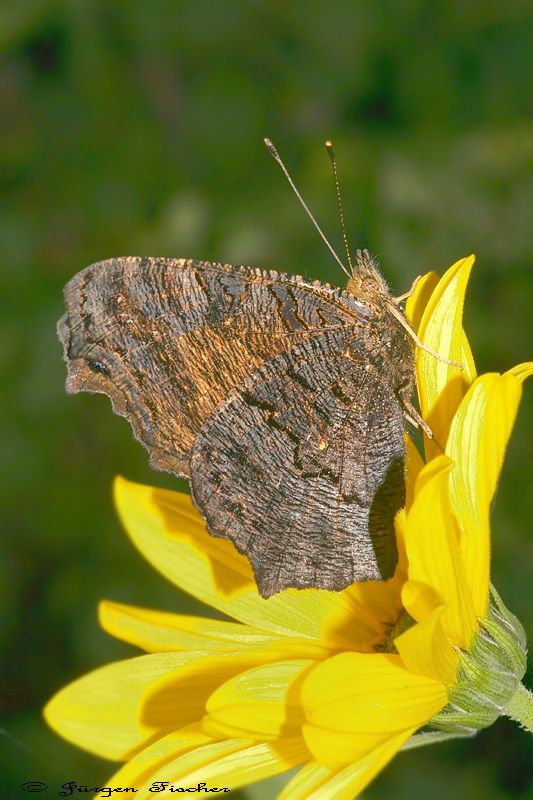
[505,683,533,733]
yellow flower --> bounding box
[45,257,532,799]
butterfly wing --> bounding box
[190,330,404,597]
[58,257,361,477]
[59,257,406,597]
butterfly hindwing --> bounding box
[190,332,404,597]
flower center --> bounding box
[373,609,416,654]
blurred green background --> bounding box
[1,1,532,798]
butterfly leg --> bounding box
[392,275,422,303]
[399,396,433,439]
[386,301,465,369]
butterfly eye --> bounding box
[363,277,379,291]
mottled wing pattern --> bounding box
[59,256,406,598]
[58,257,363,477]
[190,330,404,597]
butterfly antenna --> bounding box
[325,141,354,274]
[264,138,351,278]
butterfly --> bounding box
[58,247,428,598]
[60,139,456,598]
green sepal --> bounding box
[427,585,527,735]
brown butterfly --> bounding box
[58,142,447,598]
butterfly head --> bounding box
[346,249,391,304]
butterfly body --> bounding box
[59,252,414,597]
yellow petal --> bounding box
[395,604,458,685]
[392,512,409,582]
[99,600,331,659]
[106,723,309,798]
[405,434,425,508]
[400,579,442,625]
[279,732,413,800]
[106,724,215,789]
[508,361,533,382]
[405,270,440,335]
[301,652,447,770]
[446,372,524,617]
[336,577,404,646]
[203,660,313,740]
[391,436,426,579]
[139,651,312,733]
[302,652,446,732]
[44,652,205,760]
[416,256,477,459]
[114,477,384,649]
[403,456,477,649]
